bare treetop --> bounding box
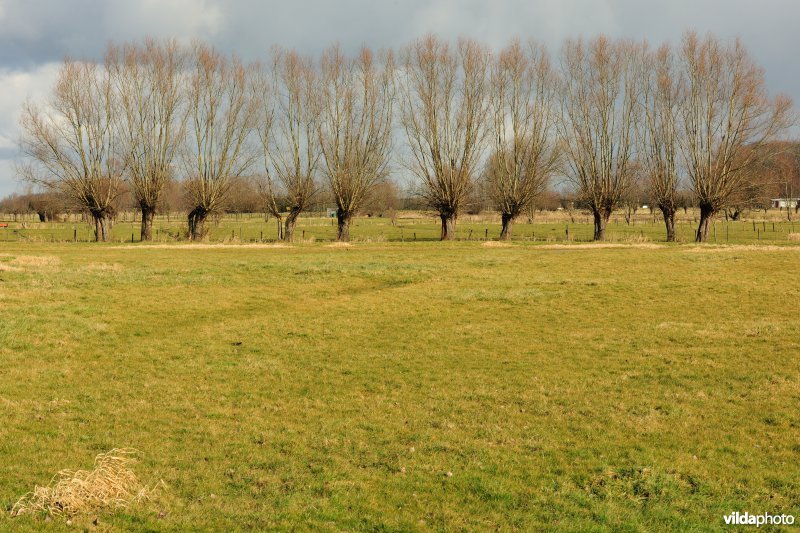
[398,35,491,239]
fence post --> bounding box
[73,228,77,242]
[484,228,488,240]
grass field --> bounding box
[3,208,800,245]
[1,239,799,530]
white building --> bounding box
[771,198,799,209]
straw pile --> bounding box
[10,449,160,518]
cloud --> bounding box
[0,62,60,194]
[0,0,798,196]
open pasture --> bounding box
[0,240,799,530]
[2,209,800,245]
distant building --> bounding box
[771,198,799,209]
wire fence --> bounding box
[1,210,799,245]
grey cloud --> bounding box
[0,0,798,195]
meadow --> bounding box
[3,207,800,246]
[0,220,799,530]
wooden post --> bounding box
[73,228,77,242]
[484,228,488,240]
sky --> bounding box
[0,0,798,196]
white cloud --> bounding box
[105,0,224,44]
[0,62,59,194]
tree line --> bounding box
[15,32,795,242]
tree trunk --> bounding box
[93,212,110,242]
[284,209,300,242]
[440,213,456,240]
[275,215,284,240]
[592,209,609,241]
[188,207,208,241]
[500,213,513,240]
[695,203,714,242]
[140,204,155,241]
[661,207,676,242]
[336,208,352,242]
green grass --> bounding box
[3,208,800,245]
[0,240,799,530]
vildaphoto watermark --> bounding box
[724,512,795,527]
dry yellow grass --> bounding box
[10,449,160,518]
[788,232,800,241]
[481,241,512,248]
[0,254,60,270]
[110,243,292,250]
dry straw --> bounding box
[10,448,161,518]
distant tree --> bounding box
[28,191,63,222]
[559,36,643,240]
[108,39,187,240]
[317,45,395,241]
[753,142,800,219]
[19,59,125,241]
[364,180,399,217]
[485,39,560,239]
[621,167,644,225]
[225,176,262,214]
[0,193,30,220]
[677,32,793,241]
[183,44,258,240]
[398,36,491,240]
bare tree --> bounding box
[19,59,124,241]
[398,36,491,240]
[559,36,643,240]
[184,44,259,240]
[317,45,395,241]
[485,39,560,240]
[677,32,793,242]
[108,39,187,240]
[639,43,681,241]
[260,48,321,242]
